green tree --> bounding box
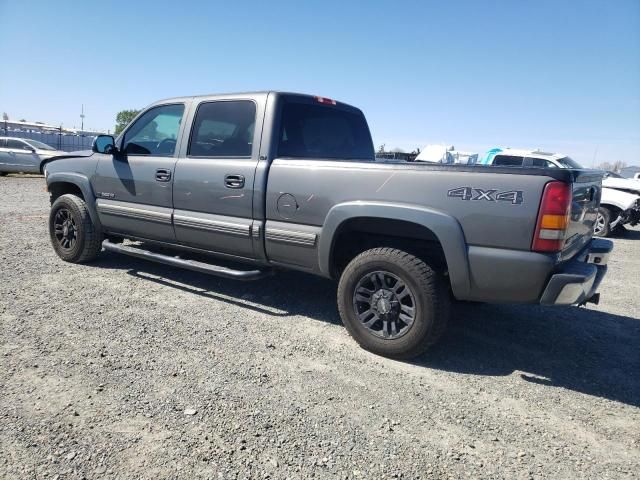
[114,109,140,135]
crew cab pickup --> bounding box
[44,91,613,358]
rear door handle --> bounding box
[224,174,245,189]
[155,169,172,182]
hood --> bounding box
[37,149,67,158]
[42,150,94,160]
[601,187,640,211]
[40,150,94,170]
[602,176,640,195]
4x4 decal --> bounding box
[447,187,524,205]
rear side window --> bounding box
[278,102,373,160]
[493,155,524,166]
[188,101,256,157]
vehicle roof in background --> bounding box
[494,148,568,161]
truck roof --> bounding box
[151,91,349,106]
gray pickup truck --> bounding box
[43,91,613,358]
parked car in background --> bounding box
[0,137,65,175]
[483,149,640,237]
[602,171,640,194]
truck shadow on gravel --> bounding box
[95,252,640,408]
[422,303,640,407]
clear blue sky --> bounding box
[1,0,639,166]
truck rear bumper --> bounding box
[539,238,613,306]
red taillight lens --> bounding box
[532,181,571,252]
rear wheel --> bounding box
[49,194,103,263]
[593,207,611,237]
[337,248,450,359]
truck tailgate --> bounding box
[561,170,603,261]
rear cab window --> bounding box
[277,97,374,160]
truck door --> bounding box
[172,97,263,259]
[92,103,187,242]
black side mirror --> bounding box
[93,135,117,154]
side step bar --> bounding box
[102,241,272,281]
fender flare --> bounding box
[318,201,471,298]
[47,172,102,229]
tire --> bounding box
[49,194,103,263]
[337,247,450,359]
[593,207,611,238]
[0,172,7,176]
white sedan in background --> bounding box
[483,148,640,237]
[0,137,65,175]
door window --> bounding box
[188,101,256,157]
[123,104,185,156]
[0,138,6,148]
[493,155,524,166]
[7,139,30,150]
[530,158,557,168]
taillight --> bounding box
[532,181,571,252]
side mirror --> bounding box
[93,135,117,154]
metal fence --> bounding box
[1,130,96,152]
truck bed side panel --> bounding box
[265,159,554,255]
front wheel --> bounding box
[337,248,450,359]
[593,207,611,238]
[49,194,103,263]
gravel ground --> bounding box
[1,175,639,479]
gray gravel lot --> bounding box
[1,175,639,479]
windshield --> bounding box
[557,156,583,169]
[607,171,623,178]
[24,139,56,151]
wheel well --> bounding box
[48,182,84,204]
[330,217,448,279]
[600,204,621,218]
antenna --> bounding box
[80,104,85,133]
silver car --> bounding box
[0,137,65,175]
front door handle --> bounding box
[224,174,245,189]
[155,169,172,182]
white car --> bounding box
[603,170,640,195]
[484,149,640,237]
[0,137,66,175]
